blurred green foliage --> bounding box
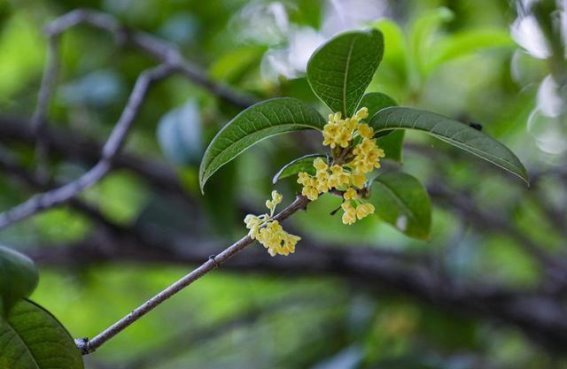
[1,0,566,368]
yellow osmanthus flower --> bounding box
[341,202,357,225]
[356,202,375,219]
[245,191,301,256]
[351,138,385,174]
[343,187,358,200]
[296,106,383,226]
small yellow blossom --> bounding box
[328,165,350,188]
[343,187,359,200]
[265,190,283,215]
[341,202,357,225]
[356,202,375,220]
[351,138,385,174]
[298,172,320,200]
[295,107,383,227]
[245,192,301,256]
[313,158,328,171]
[322,112,359,149]
[357,123,374,139]
[350,173,366,189]
[354,107,369,120]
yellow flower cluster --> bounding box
[297,107,383,225]
[244,191,301,257]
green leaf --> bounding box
[0,299,84,369]
[0,246,38,314]
[426,29,514,74]
[307,30,384,116]
[370,172,431,240]
[372,19,410,87]
[409,7,454,77]
[272,154,325,184]
[369,107,528,183]
[359,92,397,118]
[358,93,404,162]
[199,97,325,192]
[377,130,405,163]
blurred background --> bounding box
[1,0,567,368]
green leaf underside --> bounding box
[0,246,38,314]
[371,172,431,240]
[370,107,528,183]
[199,98,325,191]
[272,154,325,184]
[359,92,397,118]
[0,300,84,369]
[307,30,384,117]
[377,130,405,162]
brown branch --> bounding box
[0,64,176,230]
[427,182,567,284]
[44,9,257,109]
[26,228,567,353]
[0,116,186,199]
[73,195,309,355]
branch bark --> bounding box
[27,226,567,354]
[44,9,257,109]
[73,195,309,354]
[0,64,175,230]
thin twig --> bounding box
[45,9,257,109]
[31,36,60,182]
[76,195,309,354]
[0,64,176,230]
[0,149,133,235]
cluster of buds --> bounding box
[297,107,384,225]
[244,191,301,257]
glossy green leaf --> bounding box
[307,30,384,116]
[359,93,404,162]
[369,107,528,183]
[0,299,84,369]
[272,154,325,184]
[359,92,397,118]
[377,130,405,163]
[370,172,431,240]
[199,98,325,191]
[0,246,38,314]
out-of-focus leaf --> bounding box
[199,97,325,192]
[272,154,325,184]
[373,19,409,86]
[369,107,529,183]
[307,30,384,116]
[60,70,124,107]
[0,15,44,98]
[426,29,514,74]
[0,246,38,314]
[157,99,203,166]
[85,172,149,224]
[409,7,453,77]
[210,46,265,83]
[0,299,84,369]
[370,172,431,240]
